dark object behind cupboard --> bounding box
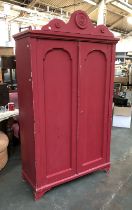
[1,56,16,69]
[0,84,9,106]
[1,56,17,89]
[14,11,119,200]
[113,95,128,107]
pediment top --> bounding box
[41,10,114,37]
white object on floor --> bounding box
[113,115,131,128]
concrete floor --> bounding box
[0,126,132,210]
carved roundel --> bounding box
[55,22,61,29]
[75,12,88,29]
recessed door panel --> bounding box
[78,42,110,173]
[44,49,72,177]
[37,40,77,185]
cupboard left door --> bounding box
[35,39,78,187]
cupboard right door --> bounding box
[77,42,112,174]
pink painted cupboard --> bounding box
[14,11,118,200]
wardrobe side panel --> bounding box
[16,38,36,185]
